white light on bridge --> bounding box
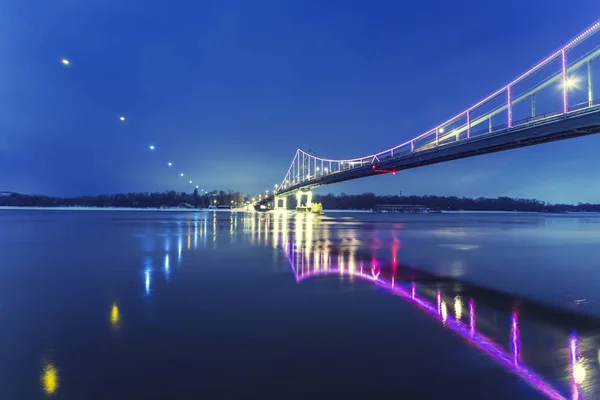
[324,168,328,173]
[563,76,579,89]
[439,127,445,133]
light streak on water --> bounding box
[145,269,151,295]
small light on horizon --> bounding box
[189,180,192,184]
[196,185,199,189]
[149,145,155,150]
[61,58,70,66]
[119,116,126,121]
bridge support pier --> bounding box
[274,195,287,211]
[296,190,312,211]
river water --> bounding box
[1,209,599,399]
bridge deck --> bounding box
[260,107,600,205]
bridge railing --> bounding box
[277,21,600,191]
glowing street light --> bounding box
[189,180,192,184]
[61,58,70,66]
[439,127,445,133]
[180,173,184,177]
[563,76,579,89]
[149,145,155,150]
[324,168,328,173]
[168,162,172,166]
[119,116,126,121]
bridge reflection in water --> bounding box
[268,211,600,400]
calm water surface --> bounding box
[1,210,600,399]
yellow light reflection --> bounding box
[348,249,357,275]
[187,223,191,250]
[111,303,120,329]
[574,361,587,384]
[454,296,463,321]
[41,363,59,396]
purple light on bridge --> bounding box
[507,85,512,128]
[562,49,568,114]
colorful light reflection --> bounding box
[289,255,566,400]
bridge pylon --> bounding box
[274,195,288,211]
[295,190,312,211]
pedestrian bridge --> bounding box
[256,20,600,210]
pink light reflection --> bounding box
[511,312,521,366]
[469,298,476,335]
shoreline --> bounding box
[0,206,598,214]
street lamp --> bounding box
[564,76,579,89]
[180,173,184,177]
[61,58,70,66]
[119,116,126,121]
[149,145,155,150]
[168,162,172,166]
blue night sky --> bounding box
[0,0,599,203]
